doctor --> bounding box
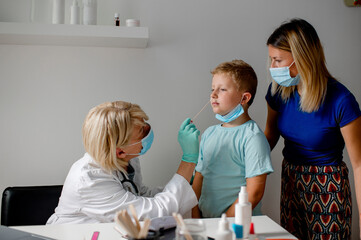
[47,101,200,224]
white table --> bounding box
[13,215,297,240]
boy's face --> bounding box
[211,73,243,116]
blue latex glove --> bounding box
[178,118,200,164]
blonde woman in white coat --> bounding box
[47,101,200,224]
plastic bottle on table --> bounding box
[215,213,232,240]
[235,186,252,238]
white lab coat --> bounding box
[47,153,197,224]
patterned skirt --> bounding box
[280,159,352,240]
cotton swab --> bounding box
[116,210,137,237]
[114,207,152,239]
[113,226,128,238]
[129,204,141,232]
[138,218,151,239]
[122,210,139,237]
[172,213,193,240]
[177,213,193,240]
[191,100,210,122]
[115,211,133,237]
[172,212,182,227]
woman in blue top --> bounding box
[265,18,361,239]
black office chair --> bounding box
[1,185,63,226]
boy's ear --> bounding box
[242,92,252,105]
[116,148,127,159]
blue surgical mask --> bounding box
[269,61,300,87]
[127,127,154,156]
[215,95,245,123]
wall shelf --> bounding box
[0,22,149,48]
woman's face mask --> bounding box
[127,126,154,156]
[269,61,300,87]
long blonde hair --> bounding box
[267,18,333,112]
[82,101,148,172]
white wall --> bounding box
[1,0,360,238]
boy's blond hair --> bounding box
[82,101,148,173]
[211,59,258,106]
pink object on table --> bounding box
[91,231,100,240]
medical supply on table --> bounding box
[235,186,252,238]
[173,213,191,240]
[91,231,99,240]
[149,216,177,231]
[129,205,142,232]
[116,215,176,239]
[114,205,151,239]
[70,0,80,24]
[126,19,140,27]
[132,230,159,240]
[83,0,97,25]
[191,100,210,122]
[248,222,258,240]
[231,223,243,240]
[52,0,65,24]
[174,213,206,240]
[114,13,120,26]
[215,214,232,240]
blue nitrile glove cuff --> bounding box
[181,154,199,164]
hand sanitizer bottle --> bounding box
[83,0,97,25]
[52,0,65,24]
[235,186,252,238]
[215,214,233,240]
[70,0,80,24]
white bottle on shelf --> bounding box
[52,0,65,24]
[235,186,252,238]
[70,0,80,24]
[114,13,120,26]
[215,213,233,240]
[82,0,97,25]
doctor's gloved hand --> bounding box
[178,118,200,164]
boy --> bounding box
[192,59,273,218]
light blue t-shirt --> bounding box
[195,120,273,218]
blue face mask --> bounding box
[269,61,300,87]
[127,127,154,156]
[215,95,245,123]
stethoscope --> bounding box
[118,171,139,195]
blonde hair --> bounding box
[82,101,148,172]
[211,59,258,106]
[267,18,333,113]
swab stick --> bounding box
[172,213,193,240]
[192,100,210,122]
[129,204,141,232]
